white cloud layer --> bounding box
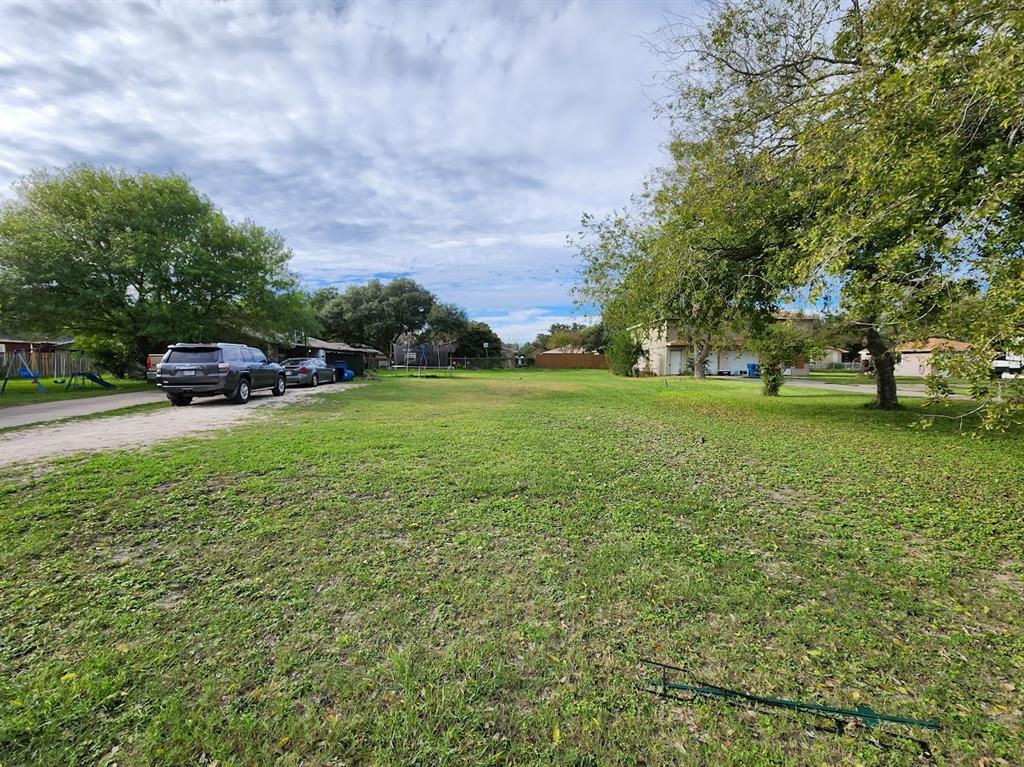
[0,0,687,341]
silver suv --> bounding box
[156,343,286,406]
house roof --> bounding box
[0,334,74,346]
[302,336,382,355]
[895,337,971,353]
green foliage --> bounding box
[574,138,794,379]
[421,302,469,343]
[454,321,502,358]
[590,0,1023,426]
[580,321,608,353]
[319,277,435,352]
[605,331,645,376]
[308,286,340,315]
[525,322,604,354]
[926,260,1024,431]
[74,334,138,379]
[0,166,312,362]
[749,322,822,396]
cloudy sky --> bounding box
[0,0,690,341]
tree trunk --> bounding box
[693,339,711,379]
[865,327,900,409]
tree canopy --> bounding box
[319,277,435,353]
[318,277,503,357]
[577,0,1022,426]
[0,166,312,372]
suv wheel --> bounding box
[310,373,319,387]
[272,374,286,397]
[232,378,251,404]
[168,394,192,407]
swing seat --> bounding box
[18,366,40,380]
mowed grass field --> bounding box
[0,377,150,408]
[1,371,1022,766]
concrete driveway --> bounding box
[0,389,167,430]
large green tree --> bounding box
[319,277,435,353]
[0,166,312,372]
[576,137,793,378]
[656,0,1023,415]
[453,321,502,358]
[420,302,470,343]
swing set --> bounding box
[0,350,116,396]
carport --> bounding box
[288,337,382,376]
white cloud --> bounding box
[476,308,595,345]
[0,0,688,337]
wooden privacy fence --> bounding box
[0,350,75,379]
[536,353,607,370]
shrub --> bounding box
[607,332,645,376]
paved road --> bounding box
[0,389,167,429]
[707,376,968,399]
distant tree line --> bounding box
[311,279,502,358]
[518,321,607,359]
[0,165,503,374]
[575,0,1022,430]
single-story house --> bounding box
[891,337,971,377]
[639,314,816,377]
[811,347,850,368]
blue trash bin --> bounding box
[333,361,356,381]
[747,363,761,378]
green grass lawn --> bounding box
[1,371,1021,766]
[0,376,151,408]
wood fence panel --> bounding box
[536,353,607,369]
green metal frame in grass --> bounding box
[640,659,941,732]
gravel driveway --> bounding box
[0,385,358,467]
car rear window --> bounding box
[282,358,309,366]
[166,348,220,363]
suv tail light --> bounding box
[218,362,229,372]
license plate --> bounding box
[181,370,196,376]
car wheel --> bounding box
[232,378,251,404]
[310,373,318,387]
[272,374,286,397]
[168,394,192,406]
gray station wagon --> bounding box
[156,343,286,406]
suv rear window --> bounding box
[166,348,220,363]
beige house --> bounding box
[639,314,815,377]
[892,337,971,377]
